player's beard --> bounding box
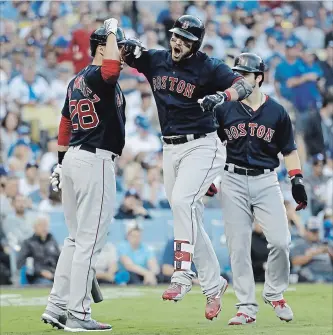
[171,46,192,62]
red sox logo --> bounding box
[174,251,184,260]
[182,21,190,29]
[224,123,275,142]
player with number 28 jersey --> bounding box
[42,18,126,332]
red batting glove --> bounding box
[206,183,218,197]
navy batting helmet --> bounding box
[169,15,205,53]
[90,27,126,57]
[232,53,265,86]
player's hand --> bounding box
[50,164,62,192]
[291,175,307,211]
[198,92,227,113]
[122,39,144,63]
[104,18,118,36]
[206,183,217,197]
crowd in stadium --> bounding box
[0,1,332,286]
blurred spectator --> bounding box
[1,112,20,159]
[115,189,151,220]
[293,49,323,115]
[142,165,168,209]
[140,29,165,50]
[2,194,33,247]
[117,222,160,285]
[319,40,333,96]
[19,161,39,196]
[10,47,25,79]
[264,7,285,42]
[39,137,58,172]
[274,40,320,124]
[8,124,41,162]
[218,20,235,49]
[125,116,161,158]
[107,1,132,29]
[156,1,184,44]
[8,61,51,107]
[284,200,306,239]
[17,213,60,285]
[25,37,42,62]
[186,0,207,23]
[38,186,62,213]
[69,12,94,73]
[0,68,9,119]
[95,243,118,284]
[0,167,15,220]
[29,171,50,206]
[290,217,333,283]
[306,154,332,216]
[251,222,269,283]
[201,20,225,59]
[294,11,325,49]
[323,208,333,241]
[37,50,59,83]
[304,95,333,157]
[50,62,74,112]
[161,238,198,284]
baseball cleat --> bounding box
[205,276,228,320]
[262,295,293,322]
[64,313,112,332]
[228,312,256,325]
[162,282,192,302]
[41,310,67,330]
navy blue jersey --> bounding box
[216,96,296,169]
[131,50,241,136]
[62,65,126,155]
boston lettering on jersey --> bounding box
[215,96,296,170]
[224,123,275,143]
[152,76,196,98]
[131,49,241,136]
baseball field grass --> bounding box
[0,284,332,335]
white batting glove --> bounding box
[104,18,118,36]
[50,164,62,192]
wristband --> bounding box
[58,151,66,165]
[223,90,231,101]
[288,169,302,178]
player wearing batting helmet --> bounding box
[205,52,307,325]
[120,15,255,321]
[42,18,127,332]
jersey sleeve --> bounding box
[213,60,242,91]
[276,108,297,155]
[132,49,159,77]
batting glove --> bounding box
[291,174,308,211]
[122,39,144,63]
[206,183,218,197]
[198,92,228,113]
[103,18,118,36]
[50,164,63,192]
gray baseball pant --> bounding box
[221,164,291,318]
[46,146,116,320]
[163,132,226,296]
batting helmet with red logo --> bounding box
[169,15,205,53]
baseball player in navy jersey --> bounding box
[41,19,126,332]
[207,53,308,325]
[121,15,254,320]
